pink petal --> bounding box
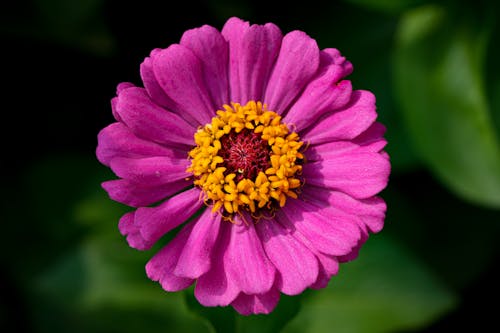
[306,141,364,162]
[255,219,318,295]
[222,19,282,104]
[130,188,204,250]
[320,48,353,80]
[140,48,178,108]
[264,30,320,114]
[302,151,390,199]
[306,140,386,162]
[153,44,214,125]
[284,48,354,129]
[109,156,190,186]
[96,122,185,166]
[273,210,341,290]
[145,222,195,292]
[231,288,280,315]
[195,222,240,306]
[112,83,137,122]
[239,23,282,104]
[101,178,189,207]
[279,199,362,256]
[221,17,250,103]
[338,229,369,263]
[352,122,387,149]
[111,96,121,122]
[302,186,386,233]
[301,90,378,145]
[180,25,229,109]
[117,82,135,93]
[114,86,195,146]
[224,215,276,294]
[285,79,352,131]
[174,209,222,279]
[118,211,149,250]
[310,253,340,290]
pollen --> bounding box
[187,101,304,217]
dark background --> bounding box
[1,0,499,332]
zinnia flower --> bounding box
[96,17,390,315]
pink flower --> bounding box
[96,17,390,315]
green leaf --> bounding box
[393,5,500,208]
[19,155,210,332]
[485,4,500,135]
[282,235,458,333]
[34,236,210,333]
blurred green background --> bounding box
[1,0,499,332]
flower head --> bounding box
[96,17,390,315]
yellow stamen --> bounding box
[187,101,304,217]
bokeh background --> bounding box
[1,0,499,332]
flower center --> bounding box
[219,128,270,182]
[187,101,304,217]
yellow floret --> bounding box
[186,100,304,217]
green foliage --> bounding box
[394,4,500,208]
[8,156,210,333]
[282,236,457,333]
[34,236,210,333]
